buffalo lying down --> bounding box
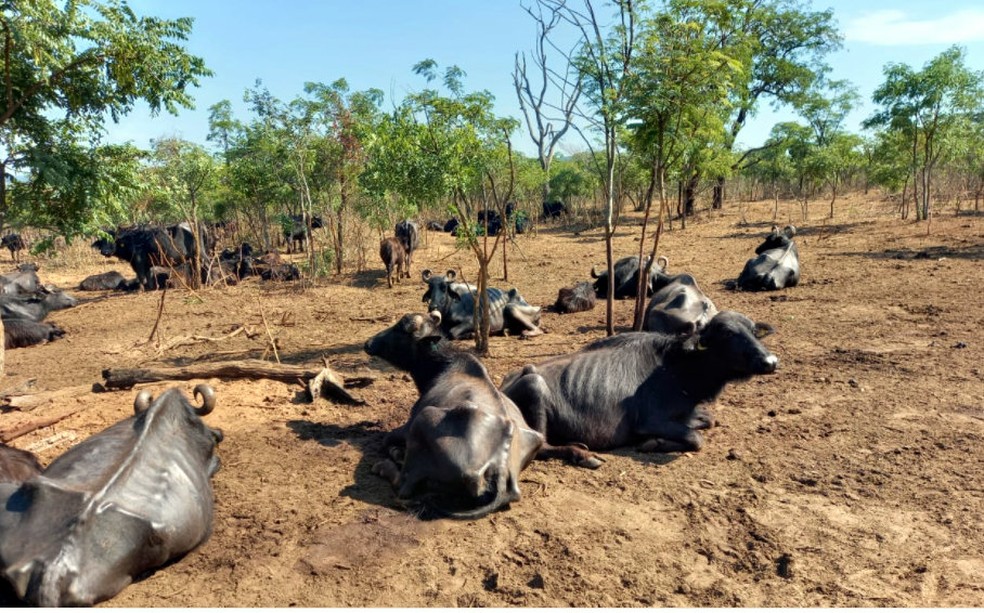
[422,269,543,339]
[737,225,800,291]
[501,311,778,464]
[643,273,718,335]
[0,385,223,607]
[364,311,547,518]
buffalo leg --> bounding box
[502,369,601,468]
[636,420,704,453]
[688,406,716,430]
[503,305,544,337]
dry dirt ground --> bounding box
[1,194,982,607]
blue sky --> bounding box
[104,1,984,156]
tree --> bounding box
[0,0,211,238]
[670,0,841,209]
[514,1,583,204]
[865,46,984,221]
[534,0,638,336]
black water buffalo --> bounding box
[0,289,77,322]
[364,311,546,518]
[443,218,460,234]
[79,271,128,291]
[591,255,669,299]
[1,234,25,262]
[395,219,421,275]
[283,214,324,253]
[3,318,65,349]
[426,220,444,231]
[500,311,778,463]
[643,273,718,335]
[379,237,408,288]
[0,263,41,295]
[736,225,800,291]
[542,200,567,220]
[0,444,41,485]
[93,222,214,290]
[477,209,502,236]
[422,269,543,339]
[0,385,222,607]
[210,242,257,285]
[554,281,597,314]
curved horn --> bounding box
[770,224,779,234]
[193,384,216,416]
[783,224,797,237]
[590,265,601,279]
[445,269,456,280]
[421,269,432,282]
[133,390,153,414]
[656,255,669,271]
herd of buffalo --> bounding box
[0,214,801,605]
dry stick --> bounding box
[146,285,168,344]
[256,296,281,364]
[155,325,254,354]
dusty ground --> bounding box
[1,194,982,607]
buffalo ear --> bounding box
[754,322,775,339]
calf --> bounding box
[0,444,42,485]
[592,255,669,299]
[0,289,77,321]
[501,311,778,463]
[0,385,222,607]
[554,281,597,314]
[736,225,800,291]
[379,237,408,288]
[79,271,128,291]
[422,269,543,339]
[643,273,718,335]
[364,312,545,518]
[1,234,26,262]
[395,219,421,276]
[3,319,65,349]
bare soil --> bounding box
[2,194,982,607]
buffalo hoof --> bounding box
[519,327,545,339]
[372,459,401,486]
[577,454,604,469]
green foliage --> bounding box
[0,0,211,237]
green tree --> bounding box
[865,46,984,220]
[0,0,211,237]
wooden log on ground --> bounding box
[101,359,370,405]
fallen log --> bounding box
[101,359,370,405]
[1,384,99,412]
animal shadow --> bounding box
[287,419,399,511]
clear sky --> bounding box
[104,1,984,156]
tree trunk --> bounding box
[476,256,490,356]
[683,171,699,218]
[711,176,725,210]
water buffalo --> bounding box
[0,288,78,322]
[283,214,324,254]
[0,263,41,295]
[0,444,41,485]
[364,311,545,518]
[542,201,567,220]
[736,225,800,291]
[93,222,215,291]
[421,269,543,339]
[79,271,128,291]
[3,318,65,349]
[643,273,718,335]
[554,281,597,314]
[379,237,408,288]
[443,218,460,234]
[0,384,223,607]
[500,311,779,464]
[426,220,444,232]
[395,220,421,275]
[592,255,669,299]
[1,234,25,262]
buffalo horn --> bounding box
[784,224,797,237]
[133,390,153,414]
[421,269,432,282]
[656,255,669,271]
[429,310,443,326]
[193,384,217,416]
[590,265,601,279]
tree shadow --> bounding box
[714,220,871,240]
[835,243,984,261]
[287,419,398,510]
